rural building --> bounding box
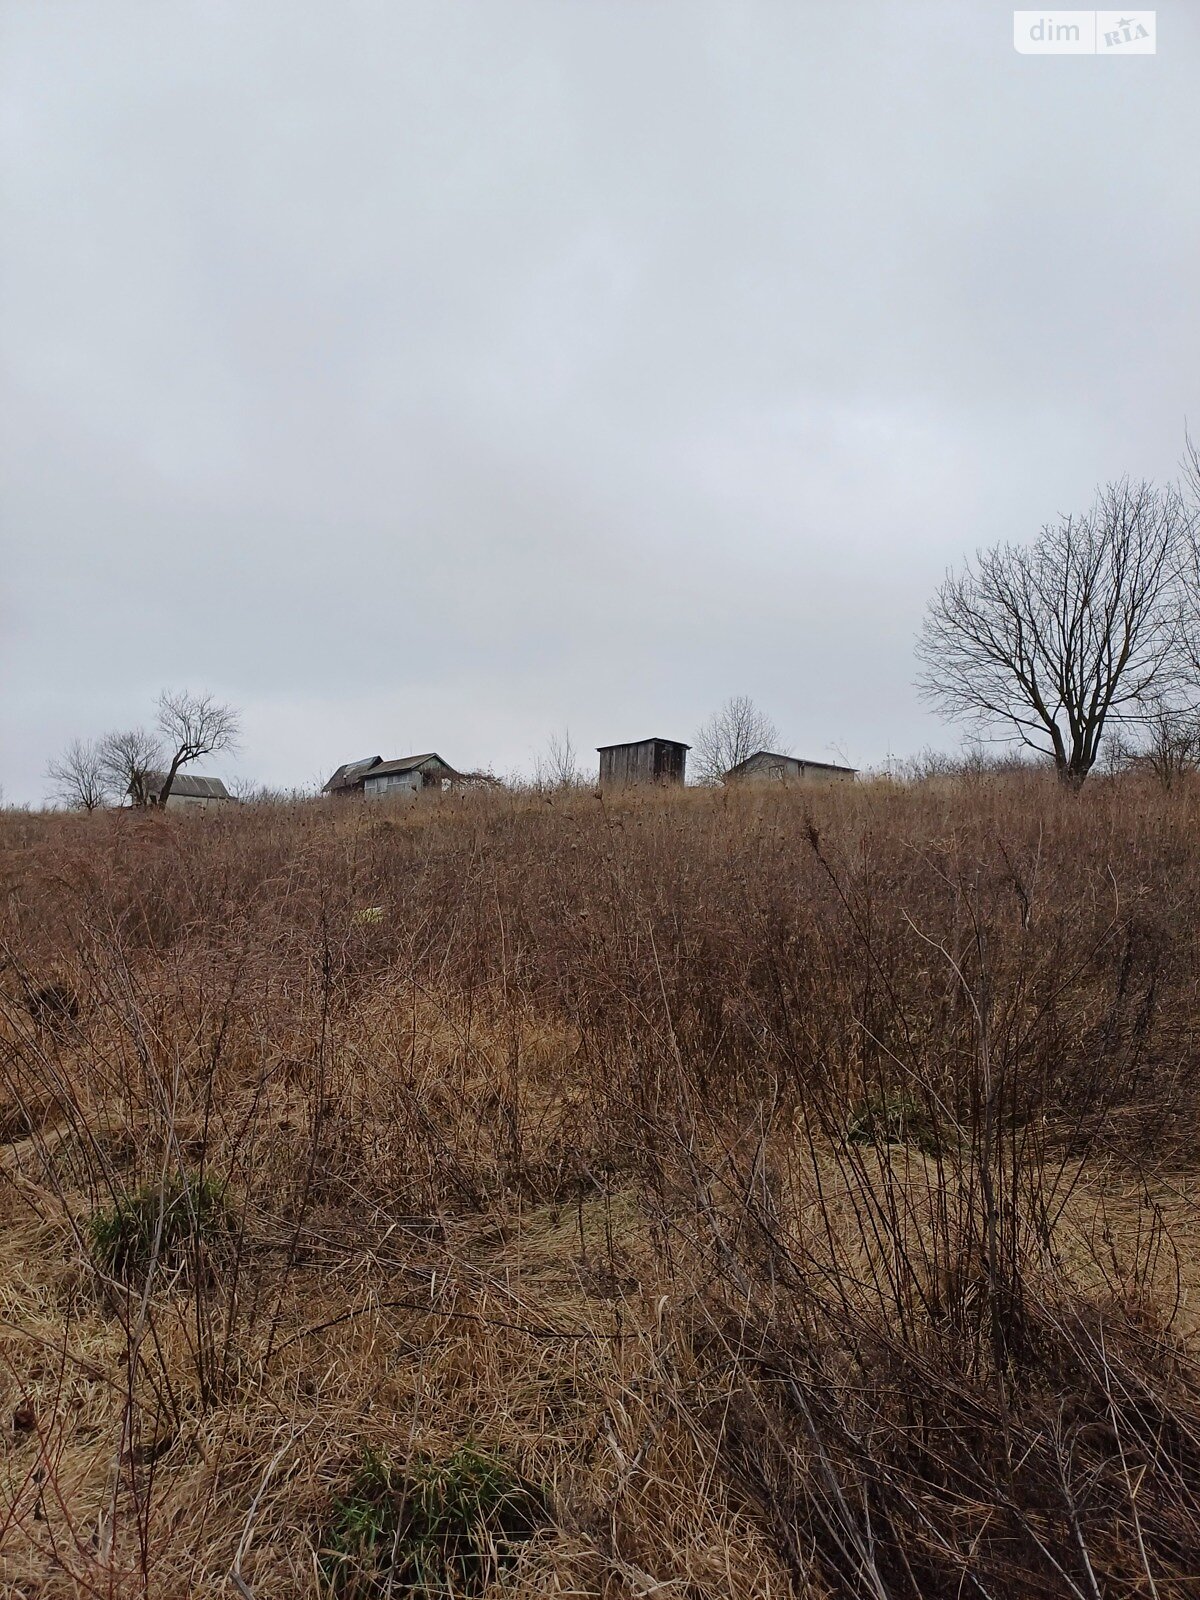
[724,750,856,785]
[597,737,689,787]
[140,774,234,809]
[323,755,383,796]
[323,752,461,799]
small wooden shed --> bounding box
[597,737,689,788]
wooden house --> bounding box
[323,753,460,799]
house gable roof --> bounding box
[367,753,458,779]
[596,737,691,752]
[725,750,858,777]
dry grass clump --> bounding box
[3,772,1200,1595]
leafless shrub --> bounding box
[885,742,1046,783]
[532,727,585,790]
[1112,697,1200,788]
[227,776,316,803]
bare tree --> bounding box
[917,480,1190,787]
[533,727,584,790]
[47,738,110,811]
[692,695,781,784]
[154,690,241,806]
[99,728,163,807]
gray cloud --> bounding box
[3,1,1198,799]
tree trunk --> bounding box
[157,753,186,807]
[1058,755,1090,790]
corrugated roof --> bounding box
[145,772,233,800]
[368,753,457,778]
[323,756,382,792]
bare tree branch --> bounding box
[1182,427,1200,510]
[1175,429,1200,675]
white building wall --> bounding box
[363,771,422,799]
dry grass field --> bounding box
[3,774,1200,1598]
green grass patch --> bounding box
[86,1173,231,1284]
[320,1446,544,1598]
[846,1091,944,1155]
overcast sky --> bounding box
[2,1,1198,801]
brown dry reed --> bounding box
[2,771,1200,1597]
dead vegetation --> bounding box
[3,773,1200,1596]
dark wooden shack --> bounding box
[597,737,689,787]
